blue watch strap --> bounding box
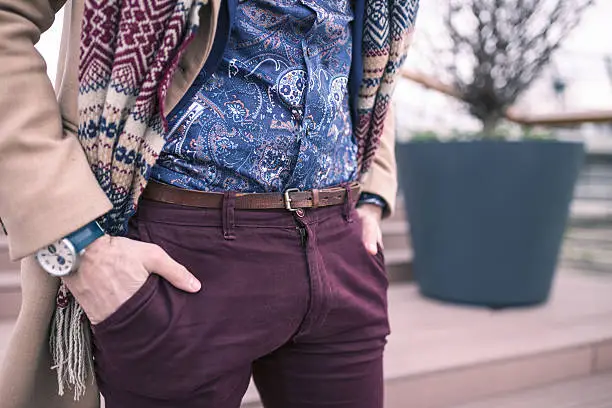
[65,221,105,254]
[358,192,387,209]
[358,192,389,218]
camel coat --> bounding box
[0,1,398,407]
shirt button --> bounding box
[306,46,315,57]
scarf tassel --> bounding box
[49,284,93,401]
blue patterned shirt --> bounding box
[151,0,358,193]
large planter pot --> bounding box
[397,140,585,307]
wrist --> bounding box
[81,234,111,261]
[357,203,383,221]
[358,193,386,220]
[65,220,106,254]
[36,220,105,277]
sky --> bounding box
[37,9,64,82]
[36,1,612,137]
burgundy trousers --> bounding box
[92,195,390,408]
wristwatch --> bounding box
[35,220,105,277]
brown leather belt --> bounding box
[142,180,361,211]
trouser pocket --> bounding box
[92,273,194,399]
[92,215,192,400]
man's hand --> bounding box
[356,204,384,255]
[62,235,201,325]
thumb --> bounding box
[141,243,201,293]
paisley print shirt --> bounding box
[151,0,358,193]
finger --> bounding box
[141,244,201,292]
[362,218,379,255]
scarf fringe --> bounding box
[50,285,93,401]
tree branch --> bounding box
[439,0,594,127]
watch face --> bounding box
[36,239,77,277]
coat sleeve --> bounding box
[0,0,112,260]
[360,103,398,217]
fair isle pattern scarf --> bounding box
[52,0,419,399]
[357,0,420,170]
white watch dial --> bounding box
[36,239,77,277]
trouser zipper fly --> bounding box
[297,225,308,248]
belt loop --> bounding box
[312,189,320,208]
[342,183,354,223]
[222,191,236,240]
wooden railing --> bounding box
[400,70,612,126]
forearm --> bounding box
[0,0,111,260]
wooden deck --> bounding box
[455,372,612,408]
[381,269,612,408]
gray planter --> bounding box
[397,140,585,307]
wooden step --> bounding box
[387,198,407,224]
[563,259,612,272]
[385,249,413,283]
[561,224,612,272]
[0,238,24,320]
[570,201,612,223]
[380,219,414,282]
[563,242,612,261]
[567,227,612,244]
[454,372,612,408]
[381,221,411,252]
[0,270,21,320]
[0,320,15,365]
[0,237,17,273]
[0,271,20,291]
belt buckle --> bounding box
[284,188,300,212]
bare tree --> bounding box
[441,0,594,134]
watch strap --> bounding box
[358,192,387,209]
[65,221,105,254]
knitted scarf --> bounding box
[52,0,419,399]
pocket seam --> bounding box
[92,275,158,333]
[374,243,386,267]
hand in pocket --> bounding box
[62,235,201,324]
[356,204,384,256]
